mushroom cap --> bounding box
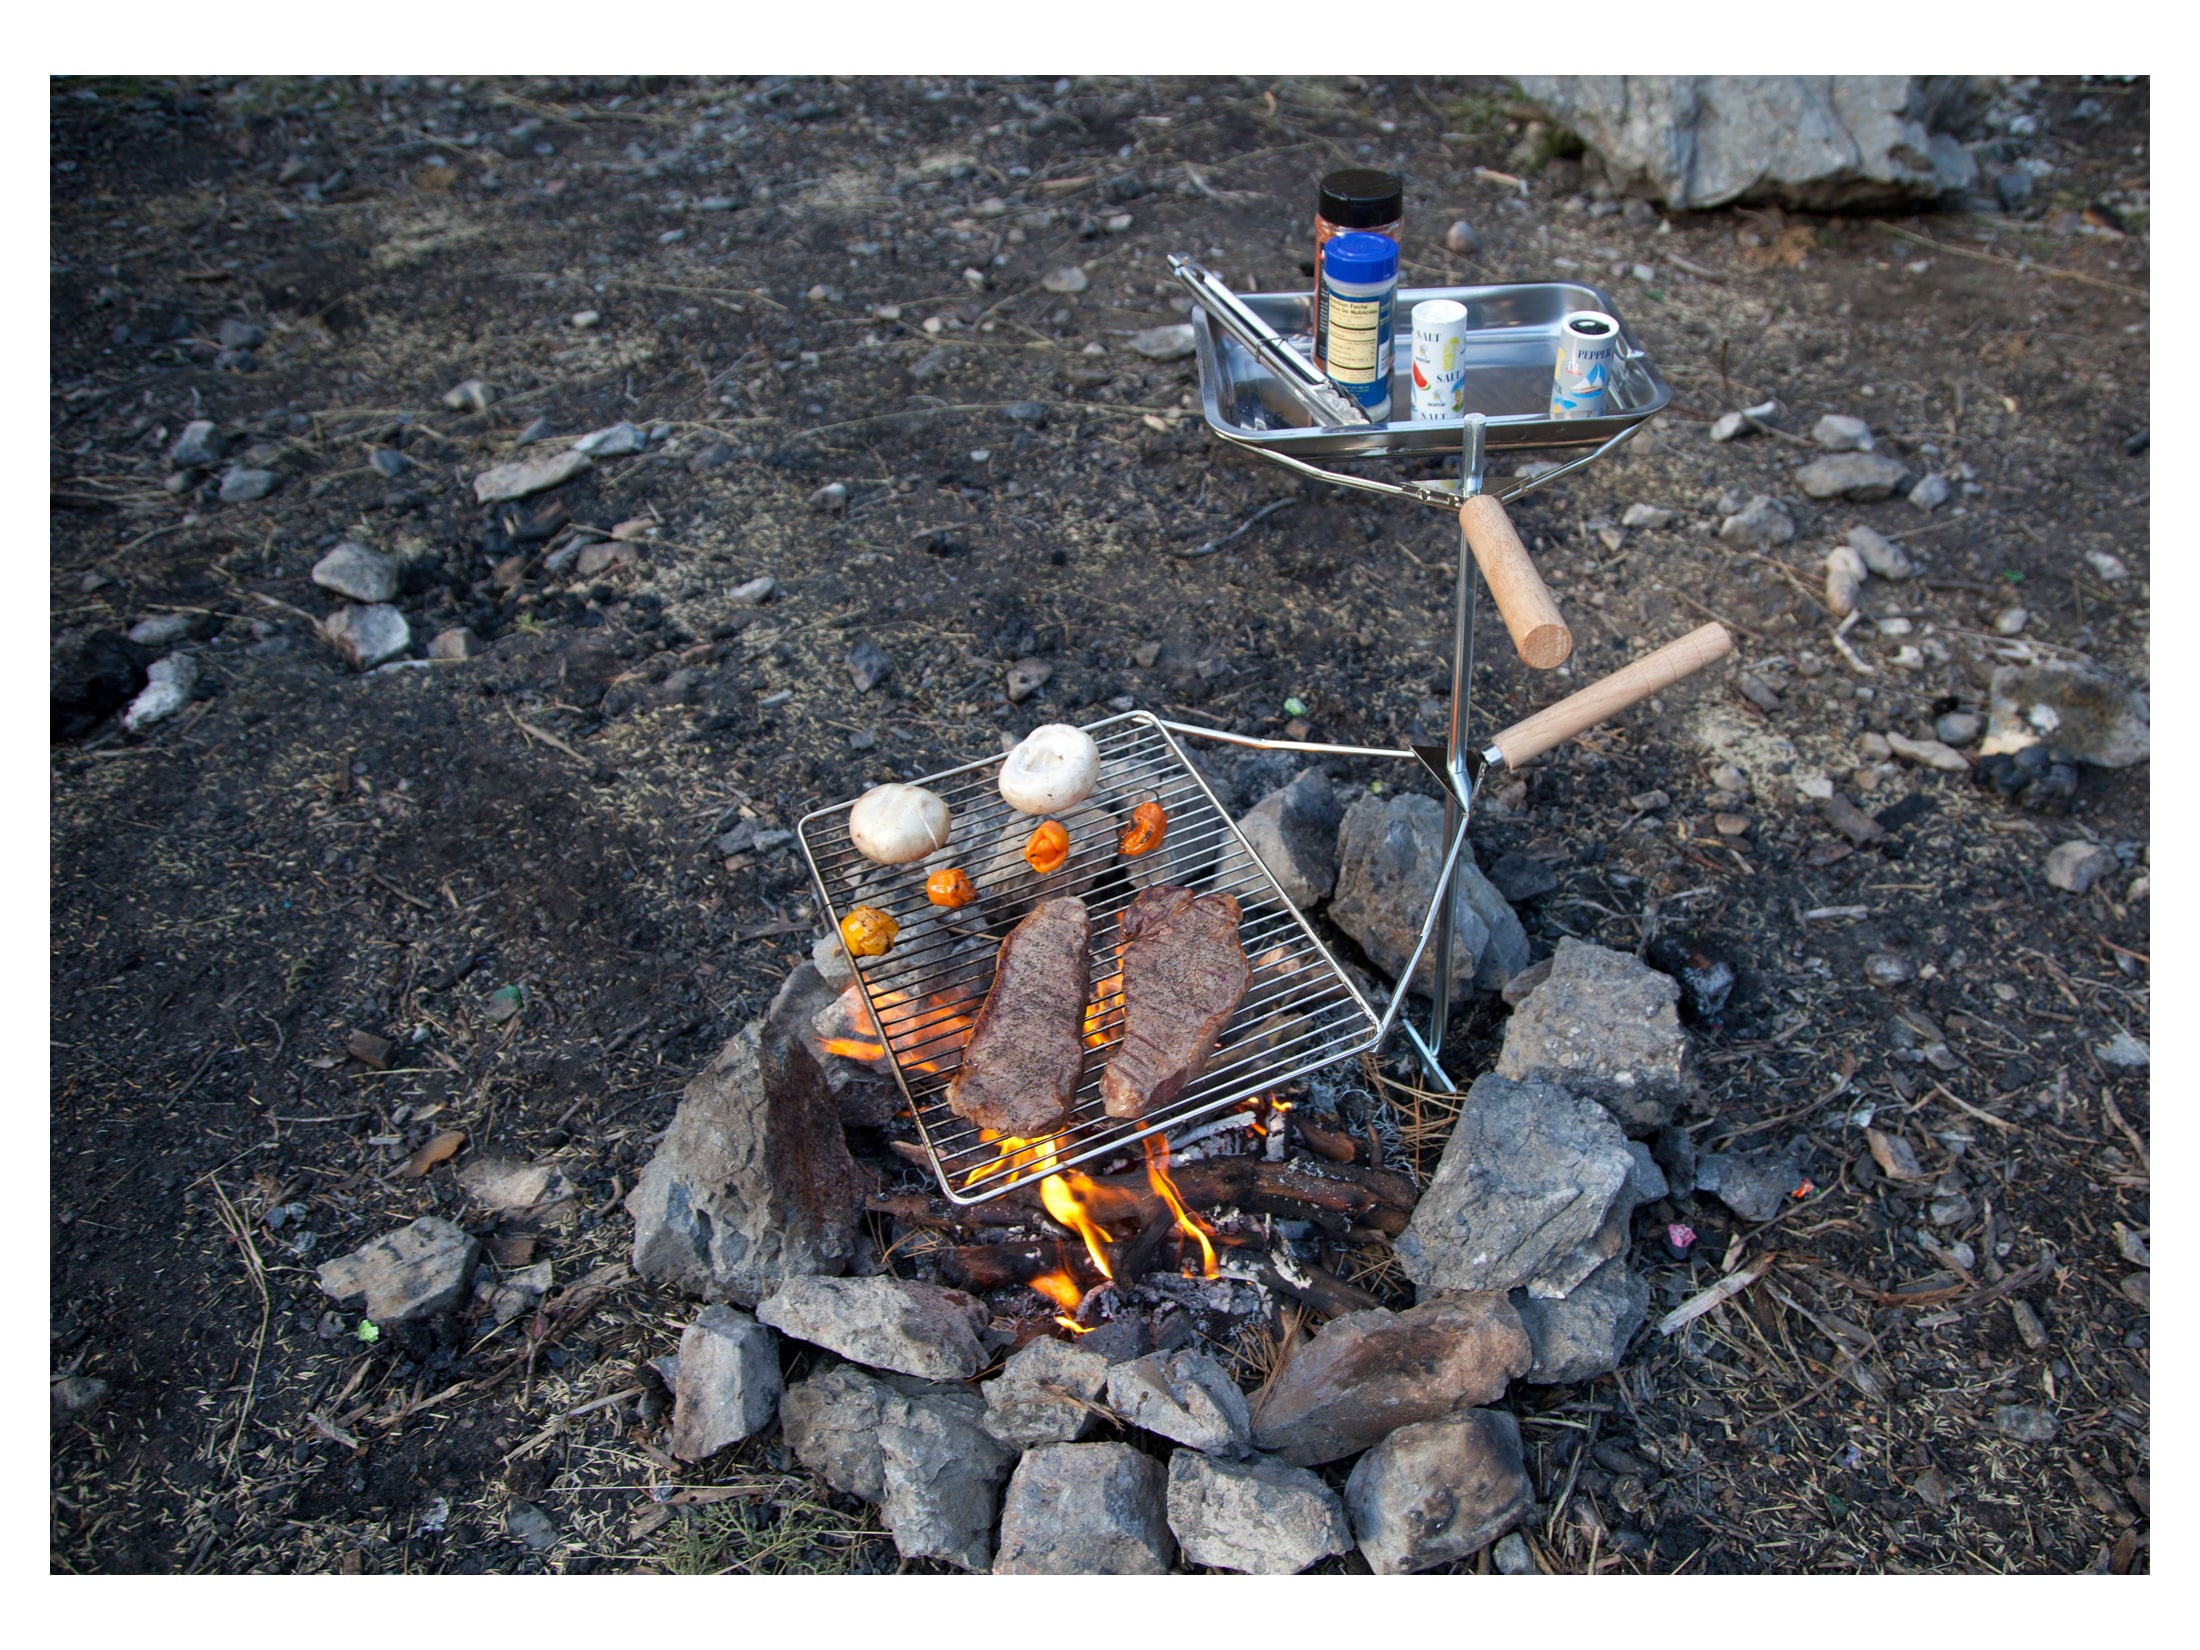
[848,782,952,865]
[999,723,1100,815]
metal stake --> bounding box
[1421,414,1487,1071]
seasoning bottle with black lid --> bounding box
[1314,169,1403,371]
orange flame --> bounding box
[821,1036,887,1061]
[1144,1135,1219,1279]
[1040,1172,1114,1280]
[1028,1269,1082,1311]
[1083,972,1124,1050]
[962,1128,1062,1191]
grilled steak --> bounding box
[946,895,1092,1137]
[1101,885,1249,1120]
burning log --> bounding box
[937,1243,1103,1293]
[1252,1253,1385,1318]
[864,1192,1031,1231]
[1040,1157,1418,1238]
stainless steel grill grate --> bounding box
[796,712,1382,1204]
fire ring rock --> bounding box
[1511,1259,1651,1385]
[315,1216,480,1323]
[983,1334,1110,1447]
[1166,1450,1352,1575]
[1345,1409,1534,1574]
[670,1306,783,1461]
[756,1274,989,1382]
[626,1022,867,1308]
[1329,792,1529,1001]
[1238,767,1344,911]
[1493,937,1691,1130]
[993,1442,1176,1574]
[1104,1348,1251,1456]
[1393,1074,1634,1297]
[1250,1292,1531,1466]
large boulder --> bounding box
[626,1022,867,1306]
[994,1443,1176,1574]
[1494,938,1691,1130]
[1393,1074,1635,1297]
[1510,1260,1651,1385]
[1345,1409,1534,1574]
[756,1275,989,1381]
[1167,1451,1352,1575]
[1514,76,1982,212]
[1330,792,1529,1002]
[1250,1293,1531,1466]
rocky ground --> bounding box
[51,75,2148,1574]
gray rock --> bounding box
[370,449,410,478]
[878,1383,1019,1570]
[430,628,482,662]
[316,1216,480,1322]
[1512,1259,1650,1383]
[573,421,646,458]
[983,1334,1109,1447]
[1907,472,1951,512]
[1848,523,1915,580]
[2044,840,2117,894]
[671,1306,783,1460]
[321,604,411,670]
[1993,1403,2058,1443]
[472,447,591,503]
[1003,400,1048,426]
[1106,1349,1251,1455]
[1887,732,1968,772]
[809,482,849,512]
[506,1501,557,1552]
[1394,1074,1634,1296]
[1824,543,1868,618]
[1515,76,1977,211]
[168,419,223,468]
[1494,938,1690,1129]
[1005,656,1053,702]
[455,1156,576,1213]
[1251,1293,1530,1465]
[810,932,854,989]
[1624,1140,1669,1203]
[847,639,893,692]
[1445,220,1482,255]
[442,378,494,413]
[52,1375,111,1419]
[729,576,776,607]
[1812,414,1874,451]
[1127,323,1196,361]
[757,1275,988,1381]
[519,416,558,447]
[909,346,959,384]
[219,466,280,503]
[125,613,193,648]
[1239,767,1344,910]
[1167,1451,1352,1574]
[311,541,399,604]
[1620,503,1674,530]
[1493,1531,1536,1574]
[625,1024,866,1306]
[994,1443,1175,1574]
[217,318,266,350]
[1717,495,1795,545]
[1345,1409,1533,1574]
[1695,1147,1808,1222]
[2095,1030,2148,1071]
[1042,266,1089,294]
[123,652,197,733]
[1983,661,2148,769]
[1330,792,1529,1000]
[1936,710,1982,745]
[1708,411,1749,443]
[1796,451,1909,501]
[780,1364,896,1501]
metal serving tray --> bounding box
[795,713,1383,1205]
[1190,280,1669,458]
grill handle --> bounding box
[1490,622,1734,769]
[1459,495,1572,670]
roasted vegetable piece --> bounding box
[838,905,900,958]
[926,867,978,909]
[1119,800,1168,857]
[1023,820,1071,876]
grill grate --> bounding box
[796,713,1382,1204]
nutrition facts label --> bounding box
[1325,296,1383,383]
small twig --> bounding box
[1658,1253,1775,1336]
[508,706,591,766]
[1874,221,2149,298]
[1665,253,1728,284]
[1177,498,1296,559]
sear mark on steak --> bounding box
[1101,885,1249,1121]
[946,894,1092,1138]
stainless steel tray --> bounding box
[1191,281,1669,457]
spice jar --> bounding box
[1318,231,1398,422]
[1313,168,1402,369]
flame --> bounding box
[1236,1093,1293,1137]
[1143,1135,1219,1279]
[1040,1172,1114,1280]
[824,981,980,1076]
[961,1128,1061,1191]
[1028,1269,1081,1311]
[821,1036,887,1061]
[1083,972,1124,1050]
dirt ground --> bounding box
[50,75,2149,1574]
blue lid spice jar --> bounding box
[1317,231,1398,422]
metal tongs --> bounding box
[1168,254,1372,430]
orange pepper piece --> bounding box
[1118,800,1167,857]
[926,867,978,909]
[838,905,899,958]
[1023,820,1070,876]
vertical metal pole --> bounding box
[1424,415,1487,1059]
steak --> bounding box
[1101,886,1249,1120]
[946,895,1092,1137]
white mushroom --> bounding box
[999,723,1100,815]
[848,783,952,865]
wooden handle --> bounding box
[1460,494,1572,670]
[1489,623,1734,769]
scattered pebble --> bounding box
[570,309,601,329]
[2043,840,2116,893]
[167,419,223,468]
[1935,710,1982,745]
[311,541,399,605]
[2094,1030,2148,1071]
[429,628,481,661]
[1445,220,1481,255]
[2084,550,2128,582]
[1620,503,1674,530]
[1863,951,1916,986]
[1812,414,1874,451]
[729,576,776,607]
[847,639,894,692]
[322,603,411,670]
[442,378,494,413]
[123,652,197,733]
[1908,473,1952,512]
[1717,496,1794,546]
[1797,451,1910,501]
[1713,813,1750,836]
[516,415,556,447]
[809,482,849,512]
[1042,266,1089,294]
[1885,732,1969,772]
[573,421,645,458]
[127,613,193,648]
[218,466,280,503]
[1993,1404,2058,1444]
[1127,324,1197,361]
[1847,523,1914,580]
[1995,606,2029,636]
[473,447,591,503]
[1824,543,1868,617]
[1005,657,1053,702]
[1735,672,1782,714]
